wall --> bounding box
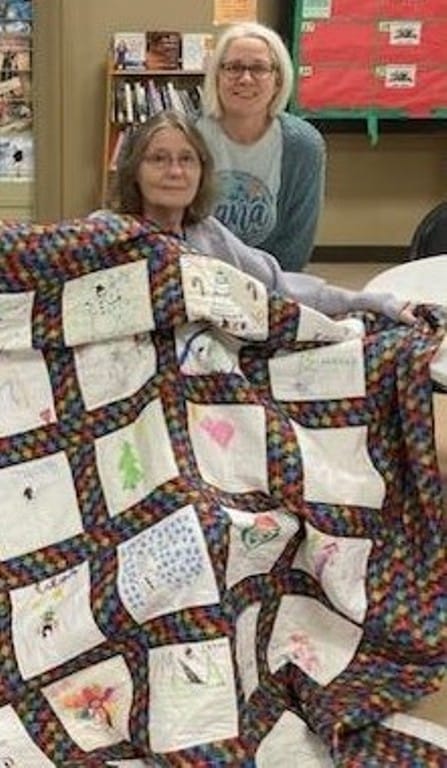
[0,180,33,219]
[33,0,63,221]
[320,131,446,247]
[33,0,446,248]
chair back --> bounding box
[409,202,447,259]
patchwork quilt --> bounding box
[0,214,445,767]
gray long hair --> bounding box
[112,111,215,224]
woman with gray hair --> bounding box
[196,21,325,273]
[94,111,415,325]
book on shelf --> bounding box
[146,78,164,114]
[112,81,128,123]
[174,86,202,120]
[181,33,214,71]
[133,80,148,123]
[164,81,185,112]
[109,129,127,170]
[160,81,202,120]
[183,85,203,119]
[146,30,181,70]
[123,81,134,123]
[112,32,146,70]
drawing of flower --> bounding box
[61,683,116,728]
[241,513,280,550]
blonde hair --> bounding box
[202,22,294,119]
[113,111,215,224]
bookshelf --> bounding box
[101,29,212,208]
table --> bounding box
[364,256,447,387]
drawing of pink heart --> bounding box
[200,416,234,447]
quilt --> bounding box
[0,213,445,767]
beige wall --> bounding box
[33,0,446,247]
[320,132,446,246]
[0,180,33,219]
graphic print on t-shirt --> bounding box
[214,170,276,247]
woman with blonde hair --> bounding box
[197,21,325,272]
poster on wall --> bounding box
[213,0,257,26]
[0,0,32,180]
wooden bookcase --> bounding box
[101,56,205,208]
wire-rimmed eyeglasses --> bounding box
[143,151,201,171]
[219,61,277,80]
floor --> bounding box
[307,262,447,729]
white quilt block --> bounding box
[225,507,300,587]
[235,602,261,701]
[0,705,56,766]
[0,349,56,437]
[291,422,386,508]
[43,656,133,751]
[63,261,154,346]
[175,322,243,376]
[11,562,106,680]
[296,304,365,343]
[383,713,447,751]
[117,505,219,623]
[74,332,157,409]
[256,710,333,767]
[268,595,362,685]
[187,402,268,493]
[180,254,269,340]
[0,453,83,559]
[95,398,178,516]
[293,522,372,624]
[149,638,238,752]
[0,291,34,350]
[269,338,365,401]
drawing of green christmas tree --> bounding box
[119,440,144,490]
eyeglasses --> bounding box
[143,151,201,171]
[220,61,277,80]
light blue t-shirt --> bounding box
[197,116,282,248]
[196,113,326,272]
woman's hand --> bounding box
[398,302,417,325]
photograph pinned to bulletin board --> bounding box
[213,0,257,25]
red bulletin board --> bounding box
[324,0,378,17]
[324,1,447,18]
[376,20,447,65]
[291,0,447,139]
[300,20,377,64]
[299,65,376,110]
